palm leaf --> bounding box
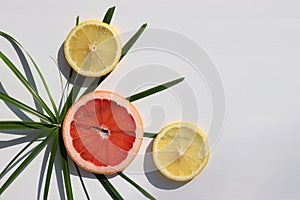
[76,16,80,26]
[81,23,148,95]
[43,130,59,200]
[102,6,115,24]
[120,23,147,61]
[59,71,86,122]
[0,130,55,195]
[81,75,108,97]
[59,83,82,123]
[127,77,184,102]
[0,82,32,121]
[58,131,73,200]
[0,32,59,120]
[118,172,155,199]
[144,132,157,138]
[0,121,58,130]
[0,130,49,178]
[0,51,56,121]
[74,163,90,200]
[0,92,51,122]
[94,173,123,200]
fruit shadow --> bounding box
[57,43,91,87]
[57,43,109,89]
[143,140,190,190]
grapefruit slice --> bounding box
[62,91,143,174]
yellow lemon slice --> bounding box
[64,20,122,77]
[152,122,210,181]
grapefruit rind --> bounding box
[62,91,143,174]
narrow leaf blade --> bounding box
[102,6,115,24]
[144,132,157,138]
[81,74,108,97]
[76,16,80,26]
[120,23,147,61]
[0,130,48,178]
[0,121,58,130]
[0,51,55,120]
[59,131,73,200]
[127,77,184,102]
[74,163,90,200]
[118,172,155,200]
[0,31,59,120]
[94,173,123,200]
[0,130,54,195]
[43,131,59,200]
[59,84,81,123]
[0,92,51,122]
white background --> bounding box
[1,0,300,199]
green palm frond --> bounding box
[102,6,115,24]
[43,131,59,200]
[118,172,155,199]
[74,163,90,200]
[0,130,49,179]
[0,6,187,199]
[0,31,59,120]
[0,129,55,195]
[127,77,185,102]
[94,173,123,199]
[0,51,56,121]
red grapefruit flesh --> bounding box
[62,91,143,174]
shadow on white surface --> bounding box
[0,83,32,122]
[143,140,189,190]
[57,43,109,89]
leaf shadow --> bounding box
[0,134,41,149]
[0,148,32,179]
[7,38,44,115]
[57,43,98,88]
[37,141,52,199]
[54,156,66,200]
[0,82,32,122]
[143,140,190,190]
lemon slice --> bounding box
[152,122,210,181]
[64,20,122,77]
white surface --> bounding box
[1,0,300,199]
